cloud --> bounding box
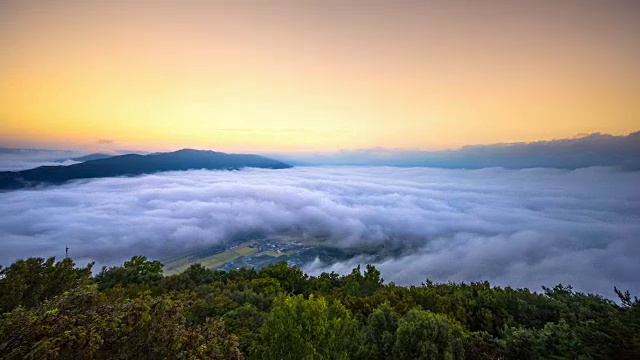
[0,148,82,171]
[0,147,146,171]
[0,166,638,298]
[97,139,114,144]
[271,131,640,170]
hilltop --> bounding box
[0,149,292,190]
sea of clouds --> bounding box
[1,166,638,298]
[0,154,80,171]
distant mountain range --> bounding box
[0,149,292,190]
[67,153,114,162]
[274,131,640,170]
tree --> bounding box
[502,327,538,360]
[0,257,92,312]
[342,264,384,297]
[464,331,505,360]
[258,261,308,294]
[393,309,466,360]
[223,303,265,353]
[252,294,358,359]
[1,256,638,359]
[358,302,399,360]
[0,285,243,359]
[94,255,163,290]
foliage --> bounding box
[357,302,399,359]
[393,309,466,360]
[1,256,639,359]
[0,257,92,312]
[0,285,241,359]
[94,255,163,291]
[252,294,357,359]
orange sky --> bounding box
[1,1,639,152]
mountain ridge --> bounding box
[0,149,292,190]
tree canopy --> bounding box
[1,256,638,359]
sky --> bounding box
[1,167,638,298]
[1,1,639,152]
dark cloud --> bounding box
[272,131,640,169]
[0,167,638,298]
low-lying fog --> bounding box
[1,166,638,298]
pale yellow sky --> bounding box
[1,1,639,152]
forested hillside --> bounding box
[0,256,638,359]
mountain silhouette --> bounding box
[68,153,114,162]
[0,149,292,190]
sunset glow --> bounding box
[1,1,639,152]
